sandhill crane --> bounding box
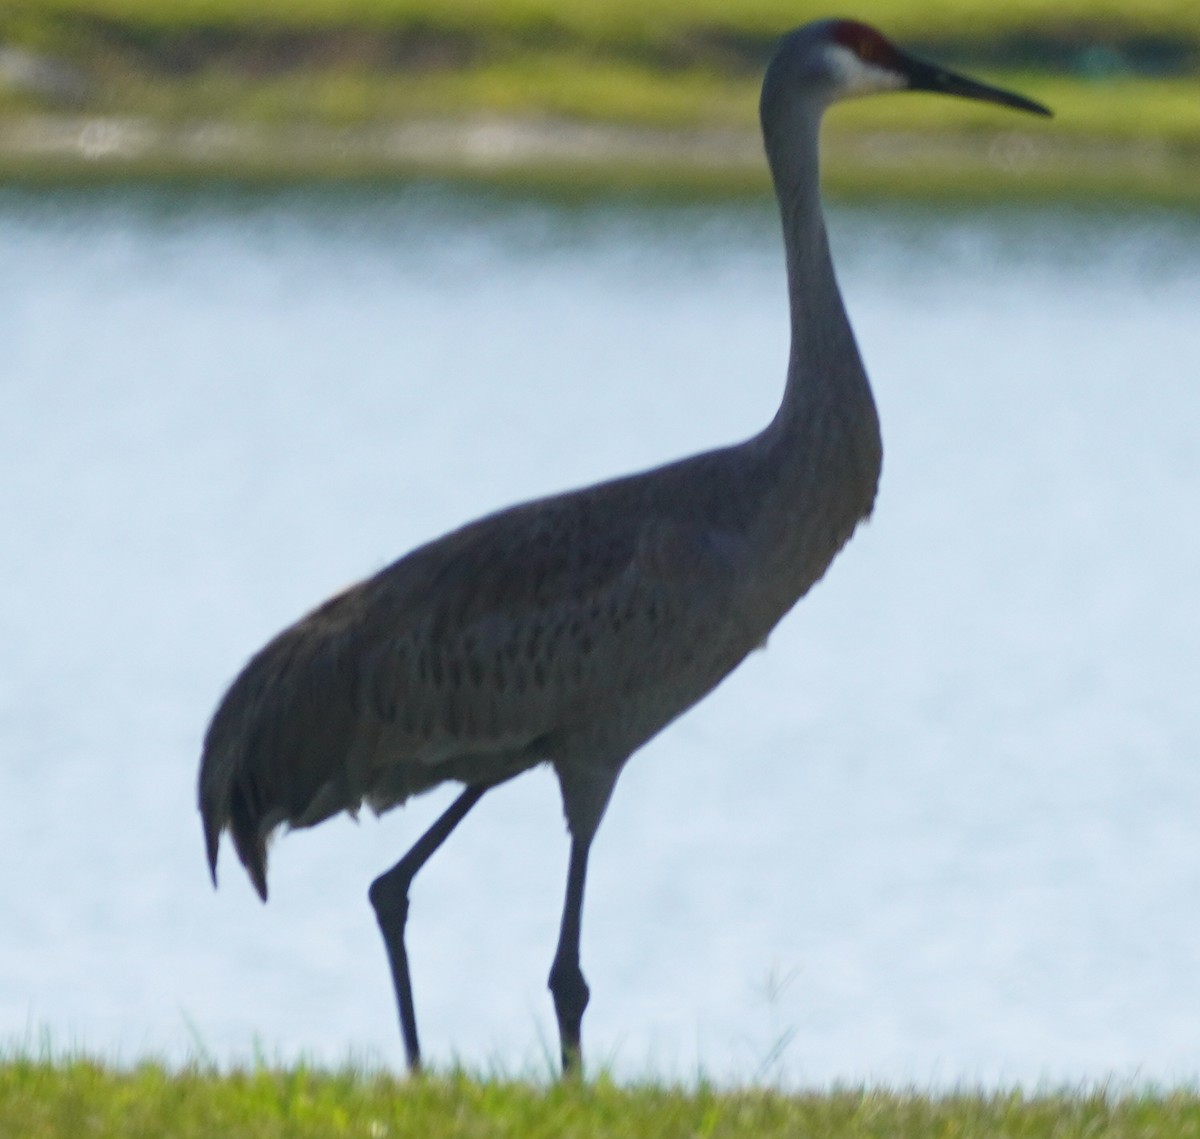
[199,18,1050,1076]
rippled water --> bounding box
[2,185,1198,1087]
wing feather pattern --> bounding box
[199,475,745,900]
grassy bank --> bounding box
[5,1058,1200,1139]
[6,0,1200,48]
[1,0,1197,197]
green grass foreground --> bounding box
[5,1059,1200,1139]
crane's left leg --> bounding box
[369,784,486,1073]
[548,835,592,1076]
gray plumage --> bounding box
[199,18,1050,1076]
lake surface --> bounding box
[2,184,1198,1088]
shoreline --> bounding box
[2,112,1195,203]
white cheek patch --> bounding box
[826,44,906,100]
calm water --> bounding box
[2,185,1198,1087]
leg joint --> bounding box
[368,867,411,923]
[548,957,590,1022]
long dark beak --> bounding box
[902,54,1052,118]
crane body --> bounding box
[199,18,1050,1076]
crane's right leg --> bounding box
[369,784,486,1073]
[548,835,592,1076]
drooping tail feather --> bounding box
[198,598,368,905]
[200,721,276,900]
[203,797,221,888]
[199,697,273,903]
[198,634,292,906]
[228,776,270,901]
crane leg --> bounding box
[369,784,487,1073]
[548,835,592,1076]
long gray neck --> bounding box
[763,105,874,448]
[745,98,883,599]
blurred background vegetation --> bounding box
[0,0,1197,197]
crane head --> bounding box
[767,18,1052,118]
